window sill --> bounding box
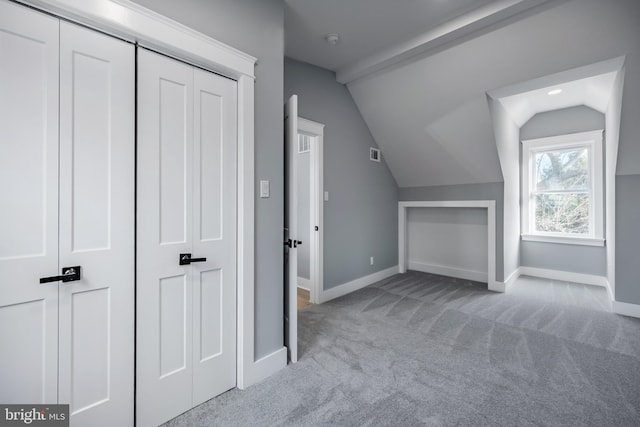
[521,234,605,247]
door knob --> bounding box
[40,266,81,283]
[179,253,207,265]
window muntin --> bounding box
[521,130,603,245]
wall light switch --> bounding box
[324,191,329,201]
[260,180,270,198]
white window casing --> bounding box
[521,130,604,246]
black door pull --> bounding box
[284,239,302,248]
[179,253,207,265]
[40,266,81,284]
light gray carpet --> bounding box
[164,271,640,426]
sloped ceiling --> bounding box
[286,0,640,187]
[345,0,640,188]
[496,71,618,128]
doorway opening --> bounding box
[284,93,323,363]
[296,118,324,309]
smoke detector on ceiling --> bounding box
[325,33,340,45]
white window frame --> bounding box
[521,130,604,246]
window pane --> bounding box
[535,193,589,234]
[534,147,589,191]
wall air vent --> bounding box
[370,147,380,162]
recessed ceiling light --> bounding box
[548,89,563,95]
[325,33,340,45]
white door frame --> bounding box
[298,118,324,304]
[19,0,286,389]
[284,95,298,363]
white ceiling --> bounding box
[286,0,639,188]
[284,0,499,72]
[496,71,618,128]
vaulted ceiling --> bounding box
[285,0,640,187]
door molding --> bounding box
[17,0,281,389]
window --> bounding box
[521,130,604,246]
[298,134,310,153]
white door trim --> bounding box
[15,0,255,77]
[18,0,280,390]
[398,200,498,292]
[298,118,324,305]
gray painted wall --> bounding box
[616,174,640,305]
[407,208,489,278]
[519,106,606,276]
[132,0,284,359]
[284,58,398,290]
[296,150,311,280]
[399,182,505,282]
[521,106,605,141]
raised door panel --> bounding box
[192,69,237,405]
[137,49,194,427]
[0,1,59,404]
[58,22,134,426]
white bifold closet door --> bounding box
[137,49,237,427]
[0,2,134,426]
[0,2,60,405]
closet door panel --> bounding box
[137,49,194,427]
[58,21,134,426]
[0,1,59,404]
[192,68,237,406]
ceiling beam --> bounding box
[336,0,555,84]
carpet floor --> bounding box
[164,271,640,426]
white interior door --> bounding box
[284,95,299,363]
[192,68,237,406]
[137,49,194,426]
[0,6,134,425]
[137,49,237,426]
[0,1,60,404]
[58,21,134,426]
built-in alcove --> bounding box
[406,207,488,282]
[519,106,607,277]
[487,56,625,306]
[398,201,498,291]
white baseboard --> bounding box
[488,281,505,292]
[408,260,487,283]
[612,300,640,319]
[519,266,607,288]
[320,265,398,303]
[238,346,287,390]
[297,277,311,291]
[499,268,521,292]
[490,268,522,293]
[605,279,614,303]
